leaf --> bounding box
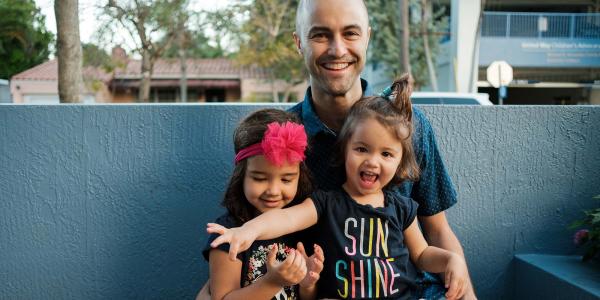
[569,219,586,229]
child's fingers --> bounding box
[445,272,460,300]
[296,242,307,258]
[210,234,231,248]
[206,223,227,234]
[311,256,324,273]
[267,243,278,266]
[313,244,324,262]
[228,243,238,261]
[281,249,296,269]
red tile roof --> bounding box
[11,59,111,82]
[115,58,270,79]
[12,58,271,81]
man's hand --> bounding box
[207,223,258,261]
[444,253,468,300]
[264,244,307,287]
[296,242,324,289]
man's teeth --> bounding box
[324,63,350,70]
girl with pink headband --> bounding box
[202,109,324,300]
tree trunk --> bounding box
[55,0,83,103]
[421,0,438,91]
[270,72,279,102]
[178,30,187,102]
[139,50,152,102]
[399,0,411,75]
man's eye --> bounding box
[344,31,360,39]
[311,33,327,40]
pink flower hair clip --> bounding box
[234,121,307,166]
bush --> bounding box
[570,195,600,261]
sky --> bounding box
[34,0,231,50]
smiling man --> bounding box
[287,0,477,299]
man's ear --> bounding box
[366,26,372,48]
[293,32,302,54]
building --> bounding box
[10,60,112,104]
[10,48,307,103]
[0,79,11,103]
[364,0,600,105]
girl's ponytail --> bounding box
[391,73,414,122]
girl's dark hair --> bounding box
[337,74,420,186]
[222,109,313,226]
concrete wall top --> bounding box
[1,104,599,299]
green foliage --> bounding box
[102,0,189,57]
[570,195,600,262]
[162,30,225,59]
[82,43,111,68]
[0,0,54,79]
[366,0,448,88]
[213,0,306,87]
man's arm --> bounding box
[419,212,476,300]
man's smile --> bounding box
[322,62,352,70]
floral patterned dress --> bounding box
[203,214,301,300]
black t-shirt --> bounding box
[311,189,419,300]
[203,213,301,300]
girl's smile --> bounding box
[243,155,300,213]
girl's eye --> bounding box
[356,147,367,153]
[382,151,393,158]
[282,178,292,183]
[252,177,266,182]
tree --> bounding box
[82,43,111,68]
[102,0,189,102]
[55,0,84,102]
[214,0,306,102]
[0,0,53,79]
[367,0,448,89]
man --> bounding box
[198,0,476,298]
[287,0,476,299]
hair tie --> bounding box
[234,121,307,166]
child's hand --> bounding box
[264,244,307,287]
[207,223,258,261]
[296,242,324,289]
[444,253,468,300]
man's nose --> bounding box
[328,35,349,58]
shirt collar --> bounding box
[301,78,373,137]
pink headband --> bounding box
[235,121,307,166]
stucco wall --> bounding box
[1,105,599,299]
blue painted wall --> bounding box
[1,105,599,299]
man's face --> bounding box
[294,0,370,97]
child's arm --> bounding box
[209,245,308,300]
[208,198,318,261]
[403,219,468,300]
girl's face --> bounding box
[344,117,403,198]
[243,155,300,213]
